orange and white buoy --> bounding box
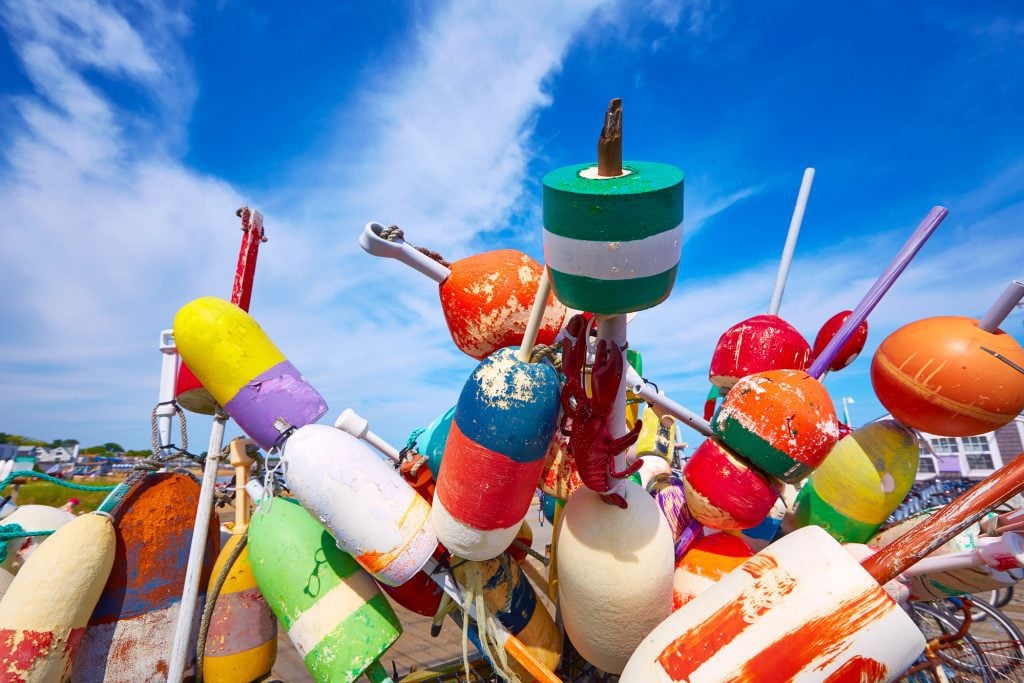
[0,513,115,681]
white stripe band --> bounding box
[543,223,682,280]
[288,570,380,657]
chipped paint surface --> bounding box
[285,425,436,586]
[672,535,753,611]
[714,369,839,482]
[74,473,219,682]
[440,250,566,360]
[539,430,583,499]
[795,420,918,543]
[0,514,114,682]
[618,526,924,682]
[683,438,778,530]
[709,315,812,389]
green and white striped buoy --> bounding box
[248,496,401,683]
[542,161,684,313]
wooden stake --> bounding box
[597,98,623,177]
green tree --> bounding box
[102,442,124,453]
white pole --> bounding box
[597,314,629,498]
[167,408,227,682]
[517,270,551,363]
[767,168,815,316]
[624,367,714,437]
[359,222,451,283]
[334,408,401,463]
[156,331,178,456]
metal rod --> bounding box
[624,367,714,437]
[167,408,228,682]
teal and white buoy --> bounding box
[542,100,684,314]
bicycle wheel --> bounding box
[907,602,992,682]
[959,599,1024,680]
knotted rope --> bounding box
[380,225,451,268]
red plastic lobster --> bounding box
[560,314,642,508]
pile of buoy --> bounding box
[2,100,1024,683]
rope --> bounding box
[380,224,451,268]
[459,560,519,683]
[150,401,191,460]
[0,471,117,493]
[530,344,562,369]
[511,540,549,567]
[406,427,426,451]
[195,530,248,682]
[0,524,53,563]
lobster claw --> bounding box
[590,338,624,415]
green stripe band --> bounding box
[302,592,402,683]
[548,265,678,314]
[713,415,810,483]
[792,483,881,544]
[542,162,684,241]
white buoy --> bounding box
[285,424,436,586]
[557,483,674,674]
[1,505,75,572]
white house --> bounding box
[34,445,79,465]
[912,417,1024,481]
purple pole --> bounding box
[808,206,948,378]
[977,280,1024,332]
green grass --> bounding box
[2,477,123,513]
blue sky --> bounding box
[0,0,1022,451]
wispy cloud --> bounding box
[0,0,241,443]
[629,189,1024,445]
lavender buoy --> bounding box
[174,297,327,450]
[431,347,560,561]
[284,425,436,586]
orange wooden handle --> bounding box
[863,451,1024,584]
[503,634,560,683]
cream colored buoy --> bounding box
[0,513,115,681]
[1,505,74,572]
[0,568,13,601]
[557,483,674,674]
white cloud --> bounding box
[629,194,1024,447]
[0,0,626,448]
[0,0,241,445]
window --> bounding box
[918,458,936,474]
[963,436,994,470]
[930,438,959,455]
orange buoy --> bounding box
[440,250,567,360]
[712,369,840,483]
[872,316,1024,436]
